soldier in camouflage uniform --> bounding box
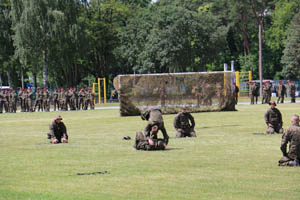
[73,88,79,110]
[134,125,167,151]
[34,88,43,112]
[85,88,95,110]
[9,89,17,113]
[277,80,286,104]
[278,115,300,166]
[1,90,9,113]
[174,107,196,137]
[47,115,68,144]
[63,88,69,111]
[262,82,271,104]
[43,88,50,112]
[52,88,59,111]
[21,89,28,112]
[69,88,76,110]
[26,88,33,112]
[18,88,25,112]
[58,88,63,110]
[65,88,72,111]
[233,82,239,105]
[268,82,272,103]
[60,88,67,111]
[142,108,169,145]
[0,89,6,113]
[264,101,283,134]
[253,82,259,104]
[78,88,86,110]
[249,82,255,105]
[288,80,296,103]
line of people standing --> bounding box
[248,80,296,105]
[0,87,95,113]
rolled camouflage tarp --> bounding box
[113,72,236,116]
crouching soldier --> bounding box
[142,108,168,141]
[47,115,68,144]
[264,101,283,134]
[278,115,300,166]
[174,107,196,137]
[134,125,167,151]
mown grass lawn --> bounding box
[0,103,300,200]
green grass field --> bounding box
[1,103,300,200]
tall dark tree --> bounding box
[0,0,15,87]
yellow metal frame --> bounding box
[92,78,107,104]
[235,71,252,97]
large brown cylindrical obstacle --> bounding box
[113,72,236,116]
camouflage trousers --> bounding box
[34,100,43,112]
[176,128,196,138]
[0,101,8,113]
[250,95,254,104]
[278,156,300,166]
[277,95,284,104]
[53,99,59,111]
[47,133,68,143]
[266,125,283,134]
[134,131,165,151]
[291,95,296,103]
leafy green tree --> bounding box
[47,0,88,87]
[11,0,88,88]
[0,0,20,88]
[119,2,228,73]
[266,0,299,51]
[281,13,300,80]
[12,0,60,87]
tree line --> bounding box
[0,0,299,90]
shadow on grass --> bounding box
[164,147,183,151]
[201,124,240,129]
[252,132,265,135]
[35,143,80,146]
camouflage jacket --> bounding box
[174,112,195,129]
[277,84,286,96]
[141,109,163,123]
[290,83,296,94]
[52,91,58,100]
[49,120,68,139]
[264,108,282,125]
[9,92,17,102]
[0,91,5,102]
[281,125,300,160]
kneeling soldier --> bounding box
[278,115,300,166]
[47,115,68,144]
[264,101,283,134]
[174,107,196,137]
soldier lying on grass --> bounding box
[134,125,167,151]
